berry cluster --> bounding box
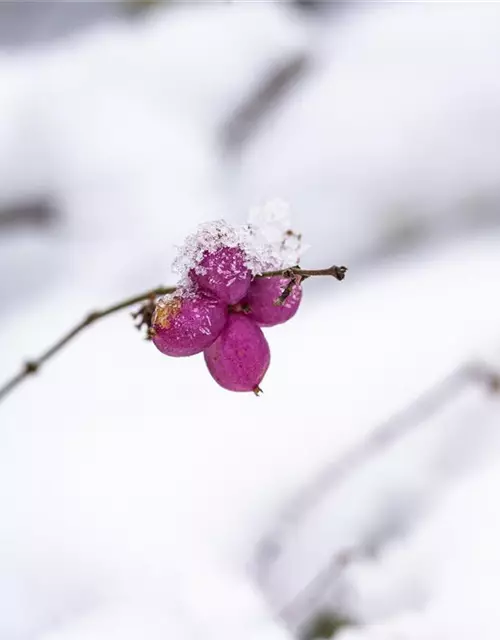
[151,223,302,394]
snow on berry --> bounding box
[245,276,302,327]
[190,245,252,304]
[172,202,308,295]
[152,202,313,392]
[151,291,228,357]
[204,314,271,393]
[173,216,283,286]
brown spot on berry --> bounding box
[152,297,182,329]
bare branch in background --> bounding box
[221,53,311,154]
[0,200,56,232]
[255,362,500,629]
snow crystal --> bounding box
[248,199,292,235]
[172,218,275,284]
[248,199,310,268]
[172,200,308,287]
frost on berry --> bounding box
[172,202,307,293]
[204,314,270,393]
[245,276,302,327]
[151,291,227,357]
[191,245,252,304]
[173,218,280,287]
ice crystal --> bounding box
[248,199,309,268]
[172,200,306,285]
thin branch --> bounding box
[0,285,176,404]
[264,265,347,281]
[269,265,347,305]
[275,277,300,306]
[0,265,347,405]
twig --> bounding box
[275,277,301,306]
[0,265,347,405]
[0,285,176,404]
[267,265,347,305]
[264,265,347,281]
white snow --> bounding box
[239,2,500,265]
[171,202,305,288]
[0,2,306,296]
[2,2,500,640]
[3,233,500,640]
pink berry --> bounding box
[245,276,302,327]
[191,246,252,304]
[204,314,270,393]
[152,292,227,357]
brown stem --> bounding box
[263,265,347,305]
[0,265,347,406]
[0,286,176,404]
[262,265,347,281]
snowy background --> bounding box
[2,2,500,639]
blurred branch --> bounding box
[123,0,170,16]
[0,264,346,406]
[301,610,354,640]
[0,200,56,232]
[221,53,311,153]
[255,362,500,626]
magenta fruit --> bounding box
[191,246,252,305]
[204,314,270,393]
[245,276,302,327]
[152,292,228,357]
